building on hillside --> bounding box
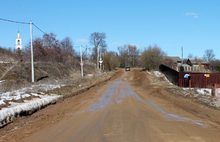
[15,31,22,53]
[186,58,208,66]
[164,56,182,65]
[185,58,209,72]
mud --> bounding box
[1,69,220,142]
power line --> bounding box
[0,18,45,34]
[33,23,45,34]
[0,18,29,24]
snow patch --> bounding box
[0,95,60,127]
[183,88,212,96]
[0,61,11,63]
[153,71,172,84]
[0,84,65,105]
[154,71,163,77]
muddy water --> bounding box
[24,70,220,142]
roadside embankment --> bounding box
[0,70,117,128]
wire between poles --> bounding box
[33,23,45,34]
[0,18,29,24]
[0,18,45,34]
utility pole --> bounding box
[103,51,105,71]
[80,45,83,77]
[97,45,99,69]
[100,45,102,70]
[30,21,34,82]
[86,45,87,60]
[88,47,91,60]
[181,47,183,65]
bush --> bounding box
[180,66,184,72]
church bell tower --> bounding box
[15,31,23,52]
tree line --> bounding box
[1,31,220,73]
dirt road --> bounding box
[2,69,220,142]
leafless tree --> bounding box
[118,45,128,66]
[187,53,193,59]
[60,37,73,51]
[209,59,220,73]
[89,32,107,64]
[140,45,166,70]
[163,58,175,69]
[128,45,139,67]
[103,51,120,71]
[24,33,77,63]
[204,49,215,62]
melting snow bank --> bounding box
[147,71,173,85]
[153,71,171,83]
[0,84,65,105]
[183,88,212,96]
[0,94,61,127]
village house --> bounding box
[185,58,209,72]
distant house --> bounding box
[185,58,209,72]
[186,58,208,67]
[164,56,182,65]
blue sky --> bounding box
[0,0,220,59]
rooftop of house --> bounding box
[164,56,182,62]
[188,58,207,64]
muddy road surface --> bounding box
[2,69,220,142]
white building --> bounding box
[15,31,23,52]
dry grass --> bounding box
[0,47,16,62]
[0,61,97,93]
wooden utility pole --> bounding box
[30,21,34,82]
[80,45,83,77]
[97,45,99,69]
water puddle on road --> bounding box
[70,73,205,127]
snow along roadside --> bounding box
[0,94,61,127]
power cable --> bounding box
[33,23,45,34]
[0,18,29,24]
[0,18,45,34]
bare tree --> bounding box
[60,37,75,55]
[128,45,139,67]
[24,33,77,63]
[89,32,107,65]
[118,45,128,66]
[187,53,193,59]
[140,45,166,70]
[209,59,220,73]
[163,57,175,69]
[204,49,215,62]
[103,51,120,71]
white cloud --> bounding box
[76,39,88,43]
[108,42,124,47]
[130,43,138,47]
[185,12,199,18]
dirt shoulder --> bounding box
[129,69,220,128]
[0,69,119,142]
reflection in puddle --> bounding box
[75,73,205,126]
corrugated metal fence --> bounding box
[178,72,220,88]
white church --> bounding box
[15,31,23,52]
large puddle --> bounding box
[75,73,205,127]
